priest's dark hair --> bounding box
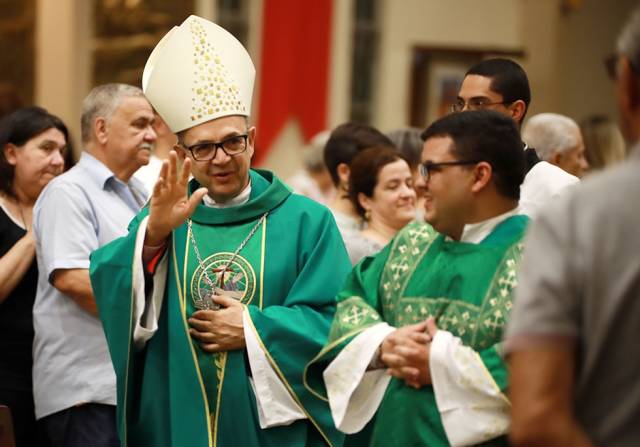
[466,58,531,124]
[0,106,69,198]
[421,110,525,200]
[323,122,394,186]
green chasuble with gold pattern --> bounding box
[90,170,351,447]
[305,216,529,447]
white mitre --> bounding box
[142,15,255,133]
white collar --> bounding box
[450,207,519,244]
[202,181,251,208]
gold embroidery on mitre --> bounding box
[188,20,245,122]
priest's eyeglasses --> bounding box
[180,134,249,161]
[419,160,480,181]
[451,98,511,112]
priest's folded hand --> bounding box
[379,320,431,362]
[187,295,245,352]
[384,339,432,388]
[381,318,439,388]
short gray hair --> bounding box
[80,83,145,143]
[617,5,640,70]
[522,113,581,161]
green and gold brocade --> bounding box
[306,216,528,447]
[90,170,351,447]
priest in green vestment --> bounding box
[305,110,530,447]
[89,16,351,447]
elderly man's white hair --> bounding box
[617,5,640,70]
[80,83,145,144]
[522,113,580,161]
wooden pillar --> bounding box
[35,0,92,153]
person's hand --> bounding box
[379,320,431,360]
[381,318,439,389]
[188,295,245,352]
[145,151,208,246]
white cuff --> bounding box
[243,309,306,428]
[430,330,510,447]
[323,322,396,434]
[132,216,168,350]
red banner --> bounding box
[255,0,333,164]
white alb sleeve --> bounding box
[323,322,396,433]
[132,216,168,350]
[243,309,307,428]
[430,330,510,447]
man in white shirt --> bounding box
[455,58,579,218]
[33,84,155,446]
[522,113,589,178]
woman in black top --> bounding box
[0,107,69,446]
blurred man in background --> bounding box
[523,113,589,178]
[456,58,579,217]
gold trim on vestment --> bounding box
[244,313,335,447]
[212,352,228,446]
[176,228,214,447]
[259,216,267,309]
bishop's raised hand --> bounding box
[145,150,208,246]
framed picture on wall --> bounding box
[0,0,35,105]
[409,46,525,128]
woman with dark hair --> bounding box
[346,146,416,264]
[0,106,68,446]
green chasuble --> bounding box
[90,170,352,447]
[305,215,529,447]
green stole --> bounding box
[305,216,529,447]
[91,169,351,447]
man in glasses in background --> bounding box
[455,58,579,217]
[306,110,528,446]
[90,16,350,447]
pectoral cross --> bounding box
[212,265,234,288]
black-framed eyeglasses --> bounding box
[451,98,511,113]
[179,133,249,161]
[419,160,480,181]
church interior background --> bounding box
[0,0,636,177]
